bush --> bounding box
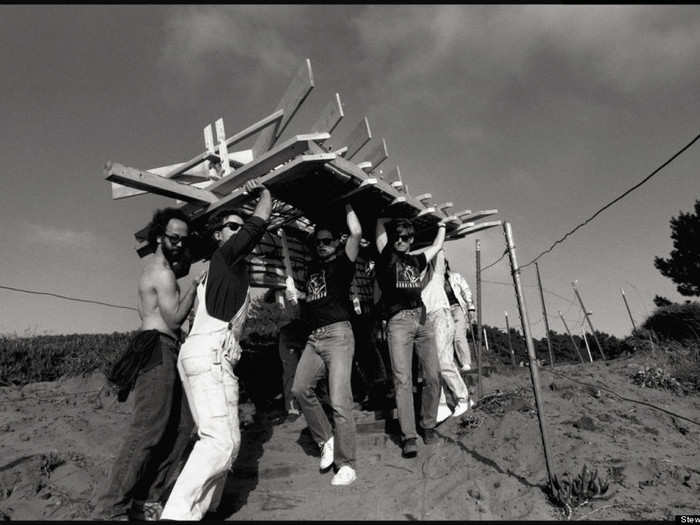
[642,301,700,342]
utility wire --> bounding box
[0,284,138,312]
[520,131,700,270]
[480,250,508,272]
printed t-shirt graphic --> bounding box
[303,252,356,330]
[306,270,327,302]
[395,261,422,289]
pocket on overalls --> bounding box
[180,344,228,418]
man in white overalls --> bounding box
[161,179,271,520]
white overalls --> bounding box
[161,274,249,520]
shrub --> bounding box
[642,301,700,342]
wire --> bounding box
[480,250,509,272]
[0,284,138,312]
[520,131,700,269]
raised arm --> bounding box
[420,221,447,263]
[247,179,272,222]
[344,204,362,262]
[375,217,391,254]
[154,269,198,331]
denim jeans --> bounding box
[292,321,356,467]
[278,324,305,413]
[161,331,241,520]
[451,305,472,369]
[431,308,470,408]
[92,334,194,520]
[386,307,440,440]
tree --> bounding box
[654,199,700,297]
[653,295,672,308]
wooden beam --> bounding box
[415,193,433,206]
[111,161,211,200]
[458,209,499,223]
[449,220,502,239]
[361,138,388,172]
[417,206,436,218]
[251,58,315,158]
[311,93,344,146]
[357,161,372,171]
[343,117,372,160]
[438,202,453,216]
[207,132,330,196]
[105,162,218,204]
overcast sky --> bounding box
[1,5,699,338]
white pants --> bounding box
[161,331,240,520]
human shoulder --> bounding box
[142,256,177,290]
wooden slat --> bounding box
[111,162,211,200]
[361,138,388,172]
[415,193,433,206]
[343,117,372,160]
[105,162,218,204]
[458,209,499,223]
[311,93,344,144]
[251,59,315,158]
[438,202,453,216]
[449,220,502,239]
[207,132,330,196]
[416,206,436,218]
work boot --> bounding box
[402,438,417,458]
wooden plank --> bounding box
[105,162,218,204]
[343,117,372,160]
[251,58,315,158]
[415,193,433,206]
[357,161,372,172]
[215,118,232,176]
[458,209,499,223]
[361,138,388,172]
[449,220,503,239]
[111,162,211,200]
[438,202,453,216]
[311,93,344,144]
[416,206,436,218]
[207,132,330,196]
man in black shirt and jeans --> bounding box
[290,204,362,486]
[375,216,446,458]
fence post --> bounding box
[572,281,607,360]
[535,262,555,368]
[581,328,593,363]
[505,311,516,366]
[503,222,555,490]
[620,288,637,331]
[558,310,585,364]
[475,239,483,400]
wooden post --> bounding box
[558,311,585,364]
[535,263,555,368]
[475,239,483,400]
[278,228,298,305]
[483,327,490,353]
[505,311,516,366]
[572,281,607,360]
[581,328,594,363]
[503,222,555,489]
[620,288,637,332]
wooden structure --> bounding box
[104,58,501,300]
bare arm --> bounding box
[344,204,362,262]
[154,270,198,331]
[420,222,447,263]
[245,179,272,222]
[375,217,391,254]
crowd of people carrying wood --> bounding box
[93,178,477,520]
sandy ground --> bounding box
[1,350,699,521]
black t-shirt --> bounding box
[205,216,267,322]
[302,251,356,330]
[376,249,427,320]
[444,277,459,306]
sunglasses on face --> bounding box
[220,221,243,232]
[395,234,414,243]
[164,233,189,245]
[316,237,335,246]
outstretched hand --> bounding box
[242,178,268,196]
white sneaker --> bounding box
[452,400,470,418]
[437,404,453,423]
[331,465,357,486]
[319,436,334,470]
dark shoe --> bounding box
[402,438,418,458]
[422,428,439,445]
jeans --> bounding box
[92,334,194,520]
[386,307,440,440]
[431,308,470,408]
[291,321,356,467]
[278,324,305,413]
[161,331,241,520]
[451,305,472,369]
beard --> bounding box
[163,245,191,278]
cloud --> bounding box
[23,223,97,249]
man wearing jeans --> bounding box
[290,204,362,486]
[375,216,446,458]
[421,250,472,424]
[92,208,197,521]
[444,260,476,371]
[161,179,271,520]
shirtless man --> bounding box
[92,208,199,521]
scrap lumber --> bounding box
[311,93,344,146]
[342,117,372,160]
[360,138,388,173]
[458,209,498,223]
[251,58,314,158]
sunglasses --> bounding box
[316,237,335,246]
[164,233,189,245]
[220,221,243,232]
[395,234,414,243]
